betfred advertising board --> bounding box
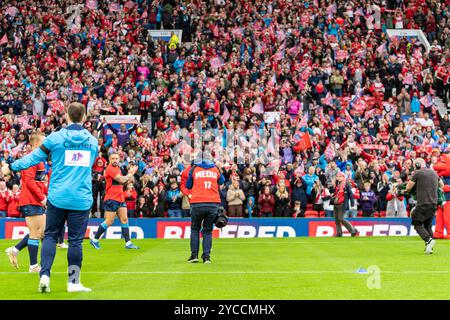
[0,218,435,239]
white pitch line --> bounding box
[2,270,450,275]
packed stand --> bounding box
[0,0,450,219]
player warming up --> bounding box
[90,153,140,250]
[5,131,47,273]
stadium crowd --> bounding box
[0,0,450,219]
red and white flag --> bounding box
[57,57,67,69]
[80,47,90,56]
[109,2,121,12]
[210,56,224,69]
[222,106,230,122]
[86,0,98,10]
[324,142,336,160]
[251,102,264,114]
[190,99,200,113]
[0,34,8,46]
[46,90,58,101]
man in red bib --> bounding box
[185,157,225,264]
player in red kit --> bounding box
[90,153,139,249]
[5,131,47,272]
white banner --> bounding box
[264,112,280,124]
[100,115,140,124]
[149,30,183,43]
[386,29,430,52]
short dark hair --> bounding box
[67,102,85,123]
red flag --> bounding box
[0,34,8,46]
[293,133,312,153]
[50,24,60,35]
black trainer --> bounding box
[203,256,211,264]
[187,255,199,263]
[351,229,359,237]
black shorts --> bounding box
[20,205,45,218]
[411,204,437,223]
[104,200,127,212]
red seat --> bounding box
[357,211,363,217]
[379,211,386,217]
[305,211,319,218]
[318,211,325,217]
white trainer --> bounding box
[5,247,18,269]
[29,264,41,273]
[39,275,51,293]
[57,243,69,249]
[425,239,436,255]
[67,283,92,293]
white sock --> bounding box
[92,238,99,242]
[126,241,132,246]
[30,263,39,268]
[12,247,19,255]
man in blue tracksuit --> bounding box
[10,103,98,293]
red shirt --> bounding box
[104,165,125,202]
[19,163,47,207]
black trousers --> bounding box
[411,204,437,242]
[334,204,355,236]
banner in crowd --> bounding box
[264,112,280,124]
[149,30,183,43]
[100,115,140,124]
[101,115,140,141]
[0,218,433,239]
[361,144,388,151]
[386,29,431,52]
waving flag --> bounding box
[293,133,312,152]
[80,47,90,55]
[324,142,336,160]
[46,90,58,101]
[251,102,264,114]
[298,113,309,128]
[5,6,19,17]
[376,42,387,55]
[210,56,224,69]
[222,106,230,122]
[0,34,8,46]
[57,57,67,69]
[420,94,433,107]
[190,99,200,113]
[109,2,121,12]
[86,0,98,9]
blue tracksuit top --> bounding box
[11,124,98,210]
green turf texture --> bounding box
[1,237,450,300]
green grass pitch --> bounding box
[1,237,450,300]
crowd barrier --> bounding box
[0,218,435,239]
